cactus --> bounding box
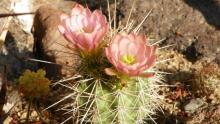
[66,62,161,124]
[51,1,164,124]
[95,78,156,124]
[53,45,162,124]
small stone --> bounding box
[174,101,181,108]
[184,98,206,113]
[3,116,12,124]
[20,112,27,120]
[166,98,173,103]
[31,111,38,118]
[17,112,21,117]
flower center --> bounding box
[122,55,136,65]
[82,26,94,33]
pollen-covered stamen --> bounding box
[122,54,136,65]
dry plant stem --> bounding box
[33,102,49,123]
[0,12,35,18]
[25,99,32,124]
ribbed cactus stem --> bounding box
[94,82,117,123]
[117,81,140,124]
[77,77,155,124]
[116,78,151,124]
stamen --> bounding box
[122,55,136,65]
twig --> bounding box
[25,100,32,124]
[0,12,35,18]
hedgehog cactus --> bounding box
[56,3,162,124]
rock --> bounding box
[184,98,206,114]
[32,1,80,79]
[17,112,21,117]
[3,89,21,113]
[20,112,27,120]
[12,0,62,33]
[0,0,11,35]
[31,110,38,118]
[187,105,220,124]
[3,116,12,124]
[12,0,34,34]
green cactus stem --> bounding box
[75,76,158,124]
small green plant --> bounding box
[18,69,50,123]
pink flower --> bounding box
[105,33,156,77]
[58,4,108,53]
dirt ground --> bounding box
[1,0,220,124]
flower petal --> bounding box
[105,33,157,78]
[58,3,108,53]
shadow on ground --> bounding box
[184,0,220,29]
[0,31,36,81]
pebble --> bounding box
[20,112,27,120]
[3,116,12,124]
[31,111,38,118]
[184,98,206,113]
[17,112,21,117]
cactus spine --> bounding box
[73,56,160,124]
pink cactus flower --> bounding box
[105,33,156,77]
[58,4,108,53]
